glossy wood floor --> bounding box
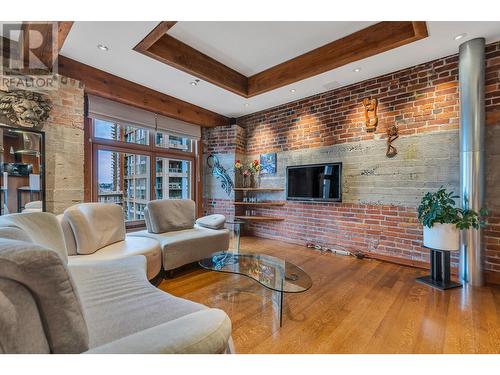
[159,237,500,353]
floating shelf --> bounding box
[235,216,285,222]
[233,188,284,192]
[233,202,285,207]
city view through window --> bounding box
[94,119,193,221]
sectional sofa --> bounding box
[0,201,233,354]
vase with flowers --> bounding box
[248,159,261,188]
[234,159,261,188]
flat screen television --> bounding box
[286,163,342,202]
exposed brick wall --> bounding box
[239,56,460,154]
[203,41,500,276]
[484,42,500,273]
[202,124,246,154]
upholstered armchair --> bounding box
[129,199,230,273]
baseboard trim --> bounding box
[246,234,500,286]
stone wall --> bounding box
[44,76,85,213]
[203,40,500,276]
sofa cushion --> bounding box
[68,236,162,280]
[145,199,195,234]
[64,203,126,255]
[196,214,226,230]
[131,227,229,271]
[69,257,206,348]
[0,212,68,264]
[0,238,89,353]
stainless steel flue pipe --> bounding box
[458,38,485,286]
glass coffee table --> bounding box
[199,251,312,327]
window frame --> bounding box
[86,117,199,229]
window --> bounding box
[94,119,149,145]
[155,130,193,152]
[155,157,191,200]
[88,117,198,226]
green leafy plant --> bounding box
[417,187,488,230]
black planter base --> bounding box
[416,247,462,291]
[416,275,462,290]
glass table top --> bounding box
[199,251,312,293]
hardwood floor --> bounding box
[158,237,500,353]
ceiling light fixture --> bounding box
[97,44,109,51]
[190,79,200,86]
[244,103,249,107]
[454,33,467,41]
[290,89,296,93]
[353,68,361,72]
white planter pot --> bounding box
[423,223,460,251]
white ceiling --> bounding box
[3,21,500,118]
[168,22,376,76]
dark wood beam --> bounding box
[134,21,248,97]
[247,21,429,96]
[58,56,229,127]
[136,21,428,98]
[20,21,73,71]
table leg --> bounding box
[234,223,241,253]
[279,290,283,327]
[17,190,21,213]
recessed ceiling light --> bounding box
[353,68,361,72]
[290,89,296,93]
[454,33,467,41]
[190,79,200,86]
[97,44,109,51]
[243,103,249,107]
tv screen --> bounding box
[286,163,342,202]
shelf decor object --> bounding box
[362,97,378,132]
[233,187,285,222]
[207,154,234,196]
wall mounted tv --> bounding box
[286,163,342,202]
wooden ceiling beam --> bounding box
[248,21,429,96]
[136,21,428,98]
[134,21,248,97]
[58,56,229,127]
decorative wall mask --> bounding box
[362,97,378,132]
[386,124,399,158]
[207,154,234,196]
[0,90,51,130]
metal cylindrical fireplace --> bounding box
[458,38,486,286]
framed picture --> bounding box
[260,152,277,175]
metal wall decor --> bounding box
[0,90,52,131]
[362,97,378,132]
[207,154,234,196]
[386,124,398,158]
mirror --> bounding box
[0,125,45,215]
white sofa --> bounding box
[58,203,162,280]
[129,199,230,272]
[0,212,233,354]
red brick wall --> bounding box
[240,56,460,154]
[203,41,500,276]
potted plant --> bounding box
[234,159,261,188]
[417,187,488,250]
